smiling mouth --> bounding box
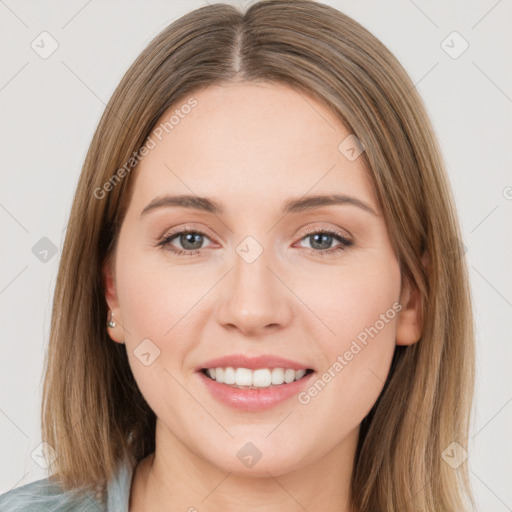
[200,368,314,389]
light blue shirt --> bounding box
[0,457,136,511]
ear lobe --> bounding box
[396,275,423,346]
[101,257,125,344]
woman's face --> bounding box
[104,82,421,476]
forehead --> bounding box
[128,82,378,216]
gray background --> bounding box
[1,1,511,510]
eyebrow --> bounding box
[140,193,378,218]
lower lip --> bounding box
[197,370,315,412]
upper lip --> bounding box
[197,354,314,371]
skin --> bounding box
[103,82,423,512]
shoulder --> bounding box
[0,476,104,512]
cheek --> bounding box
[295,249,401,346]
[295,255,401,428]
[114,247,213,393]
[304,268,401,429]
[114,250,200,412]
[115,244,203,337]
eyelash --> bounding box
[156,226,354,258]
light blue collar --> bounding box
[106,458,137,511]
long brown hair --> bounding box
[41,1,476,510]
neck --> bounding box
[129,420,359,512]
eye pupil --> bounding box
[181,232,203,250]
[310,233,332,250]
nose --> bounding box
[216,244,293,336]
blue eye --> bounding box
[157,229,211,256]
[157,227,353,257]
[297,230,353,256]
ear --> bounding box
[102,256,125,344]
[396,254,427,346]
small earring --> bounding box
[107,310,116,328]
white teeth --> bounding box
[235,368,253,386]
[223,367,236,385]
[252,369,272,388]
[271,368,285,385]
[204,367,310,388]
[284,368,296,383]
[295,369,307,380]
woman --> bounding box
[0,0,476,510]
